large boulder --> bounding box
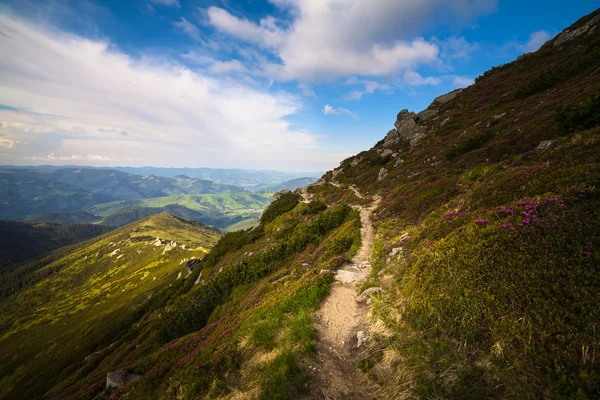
[106,370,141,389]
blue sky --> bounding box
[0,0,597,171]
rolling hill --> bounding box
[0,221,113,270]
[87,192,273,231]
[0,213,220,400]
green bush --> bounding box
[555,93,600,134]
[260,192,300,224]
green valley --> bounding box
[87,192,273,231]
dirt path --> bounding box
[306,187,381,399]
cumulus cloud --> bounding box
[403,71,441,86]
[323,104,357,119]
[206,0,497,81]
[0,14,336,170]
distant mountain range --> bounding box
[0,167,315,231]
[1,165,323,189]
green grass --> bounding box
[0,214,220,400]
[86,192,273,231]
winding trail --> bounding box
[300,183,381,399]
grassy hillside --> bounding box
[25,211,101,224]
[0,173,113,220]
[0,221,112,270]
[0,214,220,400]
[0,193,360,400]
[306,9,600,399]
[88,193,273,231]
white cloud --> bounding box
[297,84,316,97]
[207,7,285,49]
[173,17,201,41]
[206,0,497,81]
[0,14,338,170]
[209,60,248,74]
[0,137,16,148]
[521,30,550,53]
[437,36,480,60]
[403,70,441,86]
[343,77,392,101]
[451,75,474,87]
[149,0,180,7]
[323,104,357,119]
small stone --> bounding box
[390,247,403,256]
[357,331,367,348]
[537,140,552,151]
[106,370,141,389]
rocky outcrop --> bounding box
[377,168,388,181]
[554,14,600,47]
[106,370,141,389]
[384,89,463,147]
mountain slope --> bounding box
[304,9,600,399]
[0,214,220,400]
[0,221,112,270]
[25,211,101,224]
[88,193,273,230]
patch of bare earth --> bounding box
[304,192,381,399]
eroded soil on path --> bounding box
[304,185,381,399]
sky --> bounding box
[0,0,598,172]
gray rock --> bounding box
[356,331,367,348]
[492,112,506,119]
[394,158,404,167]
[417,107,440,122]
[554,15,600,47]
[390,247,403,256]
[377,168,388,182]
[537,140,552,151]
[394,109,418,140]
[350,156,362,167]
[194,270,203,285]
[379,149,393,158]
[357,287,385,303]
[432,89,463,106]
[106,370,141,389]
[440,117,451,127]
